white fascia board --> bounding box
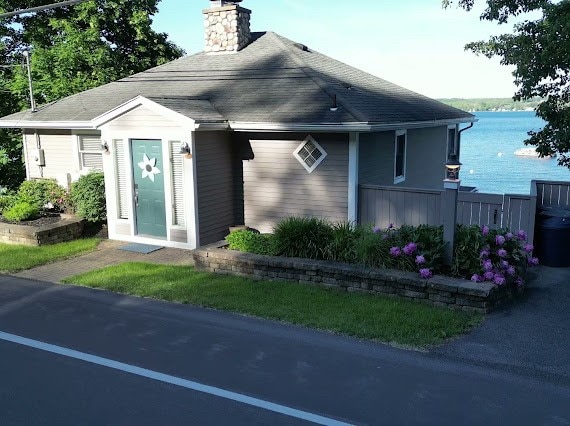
[194,122,230,130]
[0,121,94,129]
[230,122,372,132]
[229,117,477,133]
[92,95,196,129]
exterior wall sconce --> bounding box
[445,154,462,181]
[101,140,110,154]
[179,141,192,159]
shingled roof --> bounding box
[0,31,473,128]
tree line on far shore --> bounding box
[438,98,542,112]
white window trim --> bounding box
[293,134,327,174]
[394,130,407,184]
[75,133,103,171]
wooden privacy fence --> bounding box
[359,184,536,243]
[533,180,570,209]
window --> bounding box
[170,141,185,226]
[293,135,327,173]
[114,139,129,219]
[394,130,406,183]
[78,135,103,169]
[447,125,459,159]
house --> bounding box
[0,0,475,249]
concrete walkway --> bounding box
[13,240,194,283]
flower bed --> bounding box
[193,246,521,313]
[0,214,84,246]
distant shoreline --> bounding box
[437,98,540,112]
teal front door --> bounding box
[131,139,167,238]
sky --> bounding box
[152,0,535,99]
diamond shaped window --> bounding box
[293,135,327,173]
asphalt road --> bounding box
[0,274,568,426]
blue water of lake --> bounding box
[459,111,570,194]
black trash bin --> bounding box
[534,207,570,267]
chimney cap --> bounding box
[209,0,243,6]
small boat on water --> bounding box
[513,147,555,159]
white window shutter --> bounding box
[114,139,129,219]
[170,141,185,227]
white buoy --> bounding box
[470,169,474,174]
[498,152,503,157]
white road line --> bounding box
[0,331,352,426]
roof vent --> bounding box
[342,82,354,90]
[330,94,338,112]
[293,43,309,52]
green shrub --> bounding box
[0,193,17,214]
[17,179,68,211]
[322,222,364,263]
[452,225,486,278]
[2,201,39,222]
[353,227,394,268]
[71,172,106,222]
[273,217,334,260]
[226,230,276,255]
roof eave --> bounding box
[229,116,477,132]
[0,120,94,129]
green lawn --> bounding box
[0,239,100,272]
[63,262,483,348]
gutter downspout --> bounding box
[457,122,474,154]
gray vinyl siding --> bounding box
[405,127,447,189]
[195,131,235,245]
[23,129,74,179]
[359,131,394,185]
[242,132,349,233]
[358,127,447,190]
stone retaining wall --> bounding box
[0,216,85,246]
[193,248,521,313]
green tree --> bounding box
[444,0,570,166]
[0,0,184,187]
[5,0,184,103]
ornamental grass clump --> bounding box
[454,225,537,288]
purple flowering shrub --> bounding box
[454,225,537,288]
[356,224,445,278]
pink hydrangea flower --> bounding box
[481,225,490,236]
[483,271,495,281]
[419,268,432,279]
[373,226,382,234]
[415,255,426,265]
[471,274,483,283]
[517,230,527,241]
[501,260,509,269]
[480,248,490,258]
[389,247,401,257]
[507,265,516,276]
[505,232,514,240]
[497,249,507,258]
[524,243,534,253]
[528,257,539,266]
[495,235,506,246]
[482,260,493,272]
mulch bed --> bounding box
[0,212,62,227]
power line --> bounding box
[0,0,92,19]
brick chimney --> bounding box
[203,0,252,53]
